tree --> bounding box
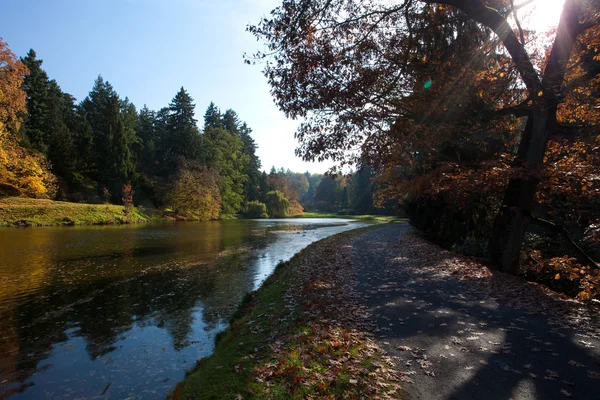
[248,0,600,273]
[239,122,262,202]
[20,49,50,151]
[46,80,77,179]
[245,200,269,218]
[0,39,56,197]
[79,77,138,195]
[169,162,222,220]
[220,109,263,203]
[165,87,201,167]
[204,102,223,129]
[203,125,248,216]
[348,165,375,214]
[136,105,158,175]
[221,109,240,134]
[265,190,290,218]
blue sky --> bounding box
[2,0,333,173]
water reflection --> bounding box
[0,219,370,399]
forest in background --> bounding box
[0,40,395,220]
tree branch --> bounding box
[550,124,600,139]
[530,215,600,269]
[510,0,526,46]
[494,98,531,116]
[429,0,542,95]
[562,63,600,93]
[500,0,535,16]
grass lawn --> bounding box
[0,197,153,227]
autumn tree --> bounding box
[248,0,600,273]
[169,161,222,220]
[0,39,56,198]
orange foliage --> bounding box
[0,38,57,198]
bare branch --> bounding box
[510,0,526,45]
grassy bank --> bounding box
[0,197,154,227]
[171,226,401,399]
[297,210,400,222]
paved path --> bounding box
[352,225,600,400]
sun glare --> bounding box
[522,0,566,32]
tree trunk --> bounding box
[488,107,548,274]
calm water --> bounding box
[0,218,372,399]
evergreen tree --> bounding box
[258,171,270,202]
[103,95,136,189]
[80,76,137,194]
[203,126,248,216]
[221,109,240,134]
[46,80,76,179]
[136,105,157,175]
[348,165,374,214]
[165,87,201,168]
[239,122,261,202]
[203,102,222,129]
[20,49,50,151]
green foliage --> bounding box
[15,48,263,220]
[265,190,290,218]
[203,101,223,129]
[168,163,222,221]
[203,126,248,216]
[164,87,201,167]
[0,197,150,226]
[79,76,137,195]
[245,200,268,218]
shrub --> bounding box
[246,201,268,218]
[265,190,290,218]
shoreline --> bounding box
[0,197,402,228]
[170,224,402,399]
[0,197,155,227]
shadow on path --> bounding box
[352,225,600,400]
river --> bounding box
[0,218,373,399]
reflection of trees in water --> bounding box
[0,220,283,396]
[0,250,259,391]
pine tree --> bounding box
[203,102,223,129]
[203,126,248,216]
[238,122,262,202]
[164,87,201,168]
[221,109,240,134]
[20,49,50,151]
[136,105,157,175]
[46,80,76,178]
[80,76,137,194]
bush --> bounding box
[265,190,290,218]
[246,201,268,218]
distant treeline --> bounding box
[259,167,396,217]
[16,49,265,219]
[1,44,394,219]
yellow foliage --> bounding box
[169,166,222,220]
[0,128,57,198]
[0,38,57,198]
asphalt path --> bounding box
[352,224,600,400]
